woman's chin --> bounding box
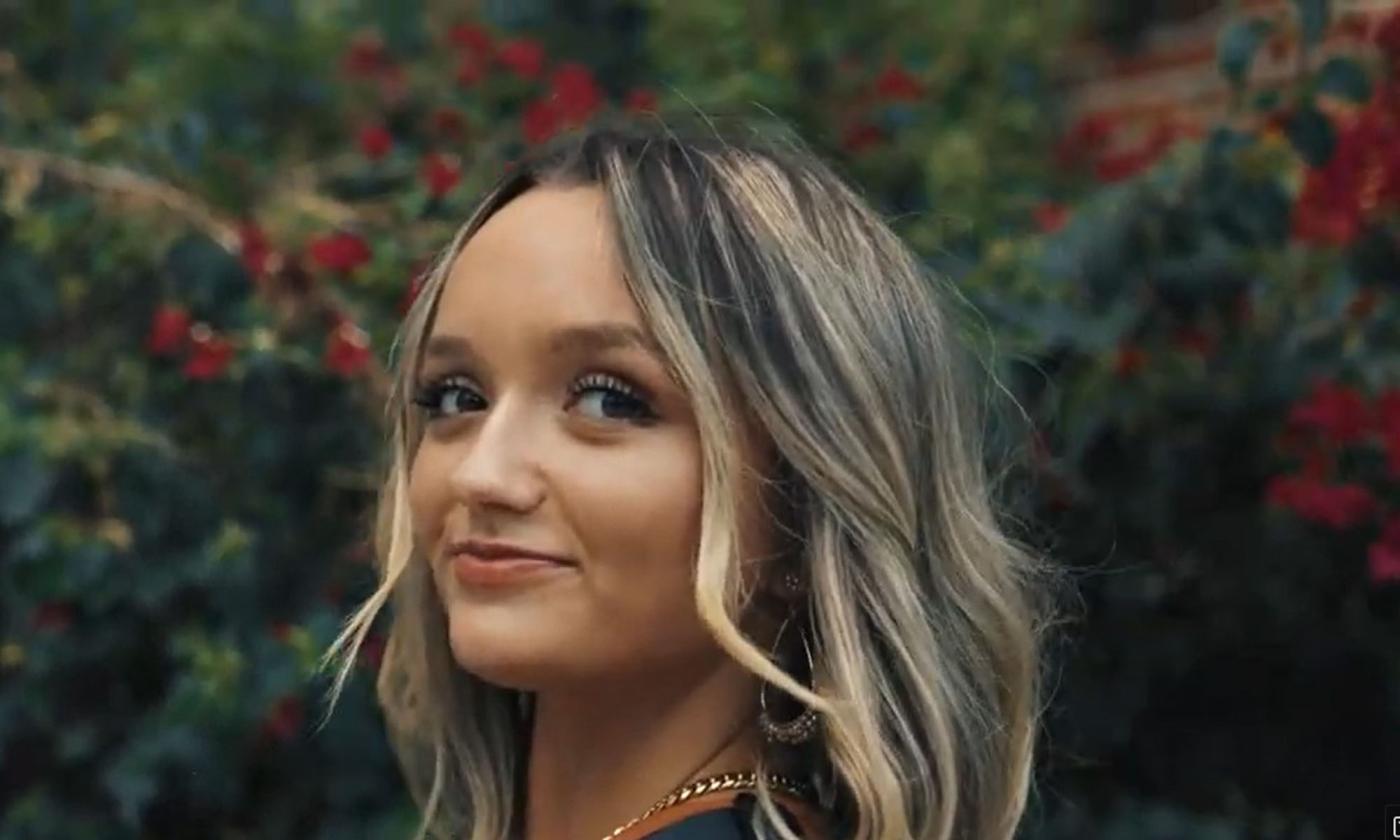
[444,614,569,690]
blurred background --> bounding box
[1,0,1398,838]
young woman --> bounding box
[322,118,1061,840]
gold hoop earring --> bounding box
[758,607,820,745]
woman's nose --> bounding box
[447,394,546,512]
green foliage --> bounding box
[1218,17,1274,87]
[974,9,1400,840]
[1294,0,1332,46]
[1315,55,1372,103]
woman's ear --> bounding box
[760,563,805,610]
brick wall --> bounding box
[1067,0,1397,142]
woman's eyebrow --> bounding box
[422,322,664,364]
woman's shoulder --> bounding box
[643,792,828,839]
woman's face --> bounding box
[408,184,779,691]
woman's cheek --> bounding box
[407,444,450,554]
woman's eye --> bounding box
[569,373,657,424]
[411,373,656,425]
[411,377,482,419]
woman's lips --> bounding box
[450,552,575,588]
[448,539,573,564]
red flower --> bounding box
[420,152,461,198]
[1114,343,1148,378]
[522,98,561,145]
[342,32,387,78]
[1142,122,1179,158]
[1066,117,1177,183]
[1055,113,1118,167]
[357,124,392,161]
[1072,113,1117,145]
[183,324,235,381]
[1367,514,1400,584]
[1265,475,1376,529]
[1386,430,1400,479]
[1033,201,1070,233]
[1288,379,1371,445]
[449,22,493,59]
[841,122,883,154]
[1374,389,1400,434]
[1094,150,1152,183]
[146,304,191,357]
[239,222,273,280]
[31,602,73,633]
[1292,97,1400,245]
[1376,389,1400,478]
[1374,8,1400,60]
[1293,168,1364,245]
[430,107,468,139]
[497,37,545,79]
[1171,324,1216,358]
[624,88,658,114]
[549,62,602,125]
[308,232,372,273]
[874,65,923,101]
[261,695,305,742]
[1292,193,1362,245]
[325,321,373,377]
[456,52,487,87]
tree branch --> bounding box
[0,144,395,408]
[0,145,241,250]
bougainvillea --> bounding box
[977,4,1400,837]
[356,123,393,161]
[308,232,373,274]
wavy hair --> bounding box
[320,116,1066,840]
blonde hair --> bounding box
[320,116,1067,840]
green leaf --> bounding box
[57,722,100,762]
[1218,18,1273,86]
[1349,225,1400,289]
[162,234,247,321]
[1315,55,1372,103]
[1253,89,1283,112]
[0,247,60,345]
[1285,105,1336,167]
[0,448,55,526]
[1288,0,1332,44]
[101,760,158,829]
[1293,0,1330,45]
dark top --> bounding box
[644,793,814,839]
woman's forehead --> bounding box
[436,186,639,328]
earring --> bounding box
[759,607,820,745]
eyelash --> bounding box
[410,371,659,426]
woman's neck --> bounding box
[520,656,763,840]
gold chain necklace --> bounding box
[597,770,809,840]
